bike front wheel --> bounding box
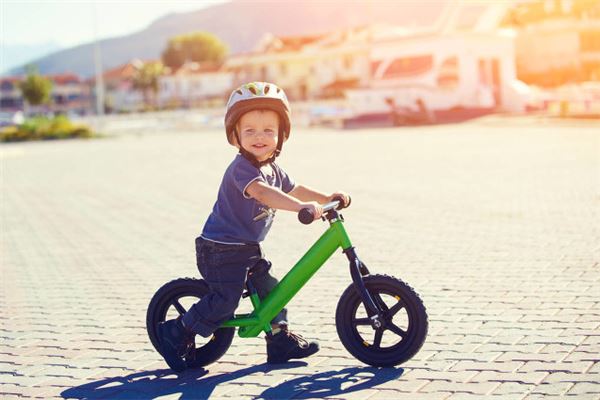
[335,274,428,367]
[146,278,235,368]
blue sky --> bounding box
[1,0,227,73]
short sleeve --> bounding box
[274,163,295,194]
[232,160,264,199]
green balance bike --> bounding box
[147,198,428,368]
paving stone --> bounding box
[566,382,600,396]
[542,372,600,384]
[470,371,548,385]
[449,360,523,373]
[530,382,574,396]
[2,118,599,398]
[419,380,500,395]
[517,361,593,373]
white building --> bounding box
[225,29,372,100]
[345,0,530,115]
[158,62,233,108]
[515,17,600,84]
[347,29,520,114]
[101,61,144,113]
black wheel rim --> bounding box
[350,289,412,351]
[154,291,218,354]
[159,294,196,323]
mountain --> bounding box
[2,42,63,74]
[6,0,448,78]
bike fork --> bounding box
[343,247,383,329]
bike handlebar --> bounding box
[298,195,351,225]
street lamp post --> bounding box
[92,2,105,116]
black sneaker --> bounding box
[265,326,319,364]
[157,317,195,372]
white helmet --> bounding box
[224,82,291,147]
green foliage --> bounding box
[17,65,53,106]
[132,61,164,94]
[161,32,228,69]
[132,61,165,107]
[0,115,94,142]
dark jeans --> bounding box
[182,237,288,337]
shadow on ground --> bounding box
[61,363,403,399]
[259,366,404,399]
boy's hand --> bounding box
[300,201,324,221]
[328,191,351,208]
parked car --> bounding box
[0,111,24,127]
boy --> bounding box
[157,82,350,372]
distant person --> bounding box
[156,82,350,372]
[385,97,408,126]
[415,98,434,124]
[386,97,434,126]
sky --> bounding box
[0,0,227,72]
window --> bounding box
[370,60,382,76]
[580,31,600,52]
[437,56,459,88]
[381,55,433,79]
[1,81,14,91]
[344,55,354,70]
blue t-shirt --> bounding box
[201,154,295,244]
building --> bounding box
[99,61,145,113]
[515,18,600,86]
[225,29,376,100]
[48,74,91,115]
[158,61,233,108]
[345,3,527,116]
[0,77,23,111]
[225,33,325,101]
[305,27,371,98]
[0,73,92,116]
[347,28,518,114]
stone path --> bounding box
[1,116,599,399]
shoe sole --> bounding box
[158,324,187,372]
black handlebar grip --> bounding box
[298,208,315,225]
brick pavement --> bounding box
[1,116,599,399]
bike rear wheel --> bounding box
[146,278,235,368]
[335,274,428,367]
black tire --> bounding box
[146,278,235,368]
[335,274,428,367]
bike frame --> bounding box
[221,210,382,338]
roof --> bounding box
[254,32,327,54]
[49,73,81,85]
[274,33,327,51]
[102,62,139,81]
[169,61,223,76]
[1,74,83,86]
[0,76,23,84]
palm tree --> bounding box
[18,65,53,115]
[132,61,164,109]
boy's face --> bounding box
[235,110,280,162]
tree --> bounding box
[132,61,165,109]
[161,32,228,70]
[18,65,53,109]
